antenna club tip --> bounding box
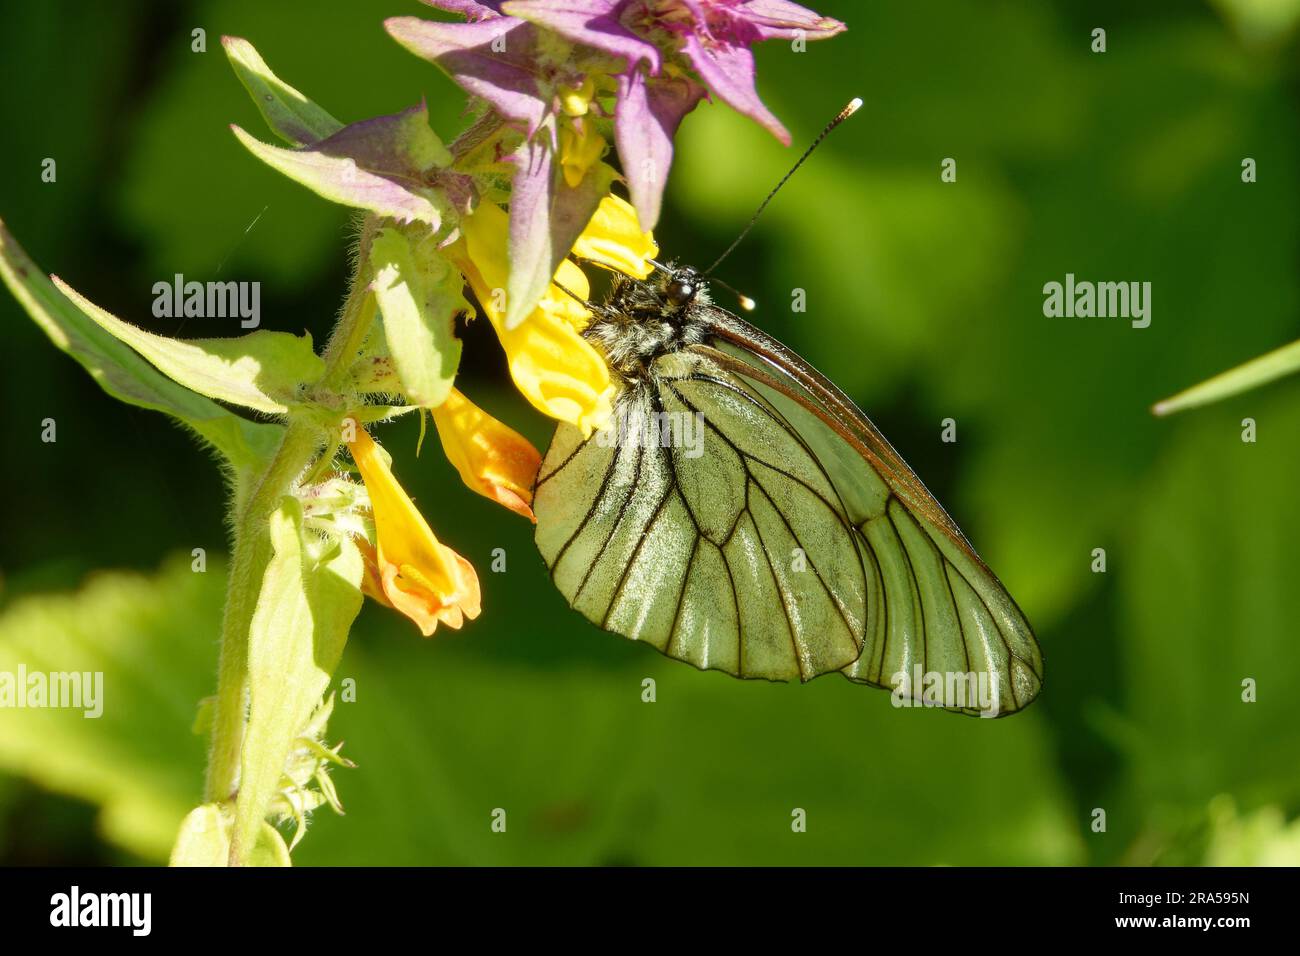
[844,97,863,117]
[738,295,757,311]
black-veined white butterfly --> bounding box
[533,103,1043,717]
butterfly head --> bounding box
[663,267,702,310]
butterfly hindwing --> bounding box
[534,349,867,681]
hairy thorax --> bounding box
[582,270,712,383]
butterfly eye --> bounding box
[665,278,695,307]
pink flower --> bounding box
[504,0,845,223]
[385,0,843,325]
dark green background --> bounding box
[2,0,1298,865]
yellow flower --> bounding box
[432,387,543,521]
[453,193,659,438]
[346,421,481,637]
[559,121,607,188]
[559,77,596,117]
[571,194,658,279]
[457,200,616,437]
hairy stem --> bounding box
[319,215,379,390]
[203,215,381,864]
[205,418,321,809]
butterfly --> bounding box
[532,109,1042,718]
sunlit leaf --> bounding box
[231,104,452,226]
[222,35,342,147]
[52,276,324,416]
[0,221,282,471]
[369,227,466,408]
[1152,338,1300,416]
[233,500,362,863]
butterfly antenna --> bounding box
[703,97,862,277]
[553,277,607,317]
[647,256,754,310]
[708,275,757,311]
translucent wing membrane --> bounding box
[534,313,1043,715]
[535,353,865,680]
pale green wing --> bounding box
[699,317,1043,716]
[534,349,867,681]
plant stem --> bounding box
[202,215,380,862]
[319,215,379,390]
[204,418,321,808]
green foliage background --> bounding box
[2,0,1299,865]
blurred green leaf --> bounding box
[1203,796,1300,866]
[0,556,222,861]
[1153,337,1300,417]
[1211,0,1300,45]
[1120,392,1300,816]
[291,634,1081,866]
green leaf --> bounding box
[369,228,466,407]
[233,500,362,864]
[294,646,1081,866]
[171,803,292,867]
[250,820,293,866]
[1212,0,1300,45]
[231,104,452,227]
[221,36,342,147]
[52,276,324,415]
[1202,797,1300,866]
[170,804,228,866]
[0,555,224,861]
[1152,337,1300,416]
[0,219,282,471]
[1121,392,1300,815]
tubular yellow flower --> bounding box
[432,387,543,521]
[559,121,607,188]
[571,194,658,279]
[559,76,596,117]
[457,199,615,437]
[347,422,481,637]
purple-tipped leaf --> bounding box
[679,33,789,143]
[314,102,452,171]
[232,104,451,225]
[502,0,661,72]
[733,0,847,41]
[615,68,704,229]
[504,129,614,328]
[421,0,505,18]
[386,16,549,134]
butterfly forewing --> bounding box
[533,288,1043,715]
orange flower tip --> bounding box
[490,487,537,523]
